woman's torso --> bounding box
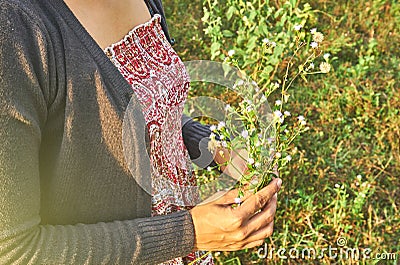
[103,12,213,265]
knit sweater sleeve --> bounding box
[182,115,217,168]
[0,3,194,264]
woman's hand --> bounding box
[189,178,282,251]
[214,147,249,180]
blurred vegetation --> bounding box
[164,0,399,264]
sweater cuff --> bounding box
[181,115,217,168]
[135,210,195,264]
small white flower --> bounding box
[245,99,252,105]
[310,28,317,34]
[234,197,242,204]
[294,24,303,31]
[252,80,258,87]
[221,141,228,148]
[284,129,289,134]
[262,38,269,44]
[208,137,221,152]
[310,42,318,48]
[312,32,324,43]
[275,152,282,158]
[255,141,261,147]
[334,183,340,188]
[356,174,362,181]
[247,158,255,164]
[225,104,231,111]
[228,49,235,57]
[310,62,315,69]
[220,134,225,140]
[273,82,280,88]
[210,125,217,131]
[298,115,305,122]
[323,53,331,60]
[275,100,282,106]
[319,62,331,73]
[255,162,261,168]
[210,133,216,140]
[237,80,244,86]
[274,110,283,118]
[301,120,307,126]
[207,166,213,172]
[284,111,291,116]
[285,155,292,161]
[217,121,226,130]
[271,41,277,47]
[241,130,249,139]
[246,105,253,112]
[260,95,267,103]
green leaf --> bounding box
[226,6,236,20]
[274,8,283,18]
[222,63,233,77]
[263,65,274,76]
[202,8,210,22]
[269,56,279,65]
[249,10,258,21]
[222,30,234,37]
[210,42,221,59]
[237,35,245,46]
[260,23,270,36]
[274,44,284,56]
[280,13,287,24]
[247,36,258,50]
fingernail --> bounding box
[276,178,282,190]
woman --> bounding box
[0,0,281,264]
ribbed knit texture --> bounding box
[0,0,211,264]
[182,117,217,168]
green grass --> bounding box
[164,0,399,264]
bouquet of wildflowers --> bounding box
[206,26,331,200]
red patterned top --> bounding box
[104,14,213,265]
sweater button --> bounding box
[171,38,176,46]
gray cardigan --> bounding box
[0,0,212,264]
